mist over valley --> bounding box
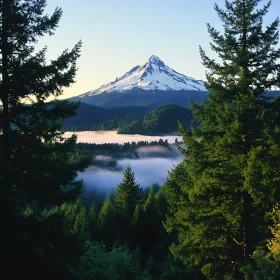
[68,131,183,198]
[79,156,182,198]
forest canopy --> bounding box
[1,0,280,280]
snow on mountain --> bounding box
[81,55,206,97]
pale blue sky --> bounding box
[37,0,280,99]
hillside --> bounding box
[118,103,194,135]
[71,88,208,108]
[62,102,152,131]
[63,102,193,135]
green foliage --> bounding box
[13,130,90,204]
[97,195,119,246]
[0,0,89,205]
[10,204,84,280]
[76,241,152,280]
[242,204,280,279]
[98,195,117,227]
[63,102,193,135]
[242,248,280,280]
[48,199,89,242]
[118,117,144,134]
[14,180,181,280]
[164,0,280,279]
[115,165,142,222]
[0,1,89,278]
[160,254,204,280]
[118,103,194,135]
[142,103,194,134]
[88,203,98,240]
[63,103,152,131]
[267,204,280,261]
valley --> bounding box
[63,103,195,135]
[66,131,183,199]
[64,56,280,135]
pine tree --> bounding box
[97,195,118,246]
[0,0,89,204]
[76,241,152,280]
[0,1,89,278]
[115,165,142,222]
[88,203,98,241]
[164,0,280,279]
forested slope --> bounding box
[63,103,194,135]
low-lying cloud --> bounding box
[78,156,182,198]
[68,131,184,200]
[95,155,114,161]
[135,145,180,158]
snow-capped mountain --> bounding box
[80,55,206,97]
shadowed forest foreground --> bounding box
[2,0,280,279]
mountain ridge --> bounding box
[69,56,280,108]
[79,55,206,97]
[72,89,208,108]
[62,102,194,135]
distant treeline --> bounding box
[63,103,195,135]
[73,138,181,164]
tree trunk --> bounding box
[242,190,253,262]
[1,0,11,191]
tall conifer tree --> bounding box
[115,165,141,222]
[0,2,89,277]
[0,0,88,204]
[164,0,280,279]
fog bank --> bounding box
[68,131,184,199]
[78,156,182,197]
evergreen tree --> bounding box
[267,204,280,261]
[76,241,152,280]
[0,0,88,205]
[97,195,118,246]
[115,165,142,222]
[142,186,162,255]
[129,203,146,250]
[88,203,98,241]
[164,0,280,279]
[0,1,89,278]
[242,204,280,279]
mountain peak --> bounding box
[148,55,162,63]
[141,55,164,67]
[82,56,206,96]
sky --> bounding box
[37,0,280,99]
